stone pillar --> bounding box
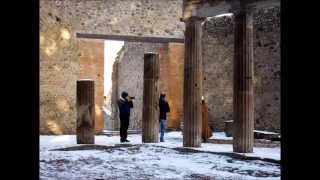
[142,53,160,143]
[77,80,95,144]
[233,9,254,153]
[183,17,203,147]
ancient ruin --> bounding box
[40,0,281,179]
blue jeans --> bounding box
[160,119,166,142]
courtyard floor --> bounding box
[40,131,281,179]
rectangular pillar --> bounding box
[183,17,203,147]
[77,80,95,144]
[233,9,254,153]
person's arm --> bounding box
[117,100,121,109]
[128,97,133,108]
[166,102,170,113]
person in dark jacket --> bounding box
[159,93,170,142]
[118,91,133,143]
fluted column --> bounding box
[142,53,160,143]
[77,80,95,144]
[183,17,203,147]
[233,9,254,153]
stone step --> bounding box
[207,139,280,148]
[99,130,141,136]
[254,130,280,140]
[223,120,280,141]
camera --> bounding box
[129,96,135,100]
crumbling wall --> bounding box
[109,48,123,131]
[202,7,280,132]
[117,42,167,130]
[40,0,184,134]
[115,42,184,131]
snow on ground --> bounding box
[40,131,281,179]
[253,130,279,135]
[207,132,280,160]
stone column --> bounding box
[142,53,160,143]
[77,80,95,144]
[183,17,203,147]
[233,9,254,153]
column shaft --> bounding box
[233,10,254,153]
[183,18,203,147]
[142,53,160,143]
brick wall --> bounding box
[78,39,105,133]
[165,43,185,129]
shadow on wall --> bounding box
[45,119,63,134]
[40,92,76,135]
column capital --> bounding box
[231,8,254,17]
[228,0,256,16]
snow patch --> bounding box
[40,131,281,179]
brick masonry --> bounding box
[78,39,105,133]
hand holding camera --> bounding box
[127,96,135,101]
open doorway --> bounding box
[77,34,185,134]
[78,39,124,133]
[103,40,124,131]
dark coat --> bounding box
[159,99,170,120]
[118,98,133,122]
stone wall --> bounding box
[202,15,234,132]
[40,0,184,134]
[40,4,79,134]
[202,7,280,132]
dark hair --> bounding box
[159,93,166,103]
[121,91,128,99]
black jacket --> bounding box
[159,99,170,120]
[118,98,133,122]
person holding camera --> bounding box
[118,91,134,143]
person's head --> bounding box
[160,93,166,101]
[121,91,128,99]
